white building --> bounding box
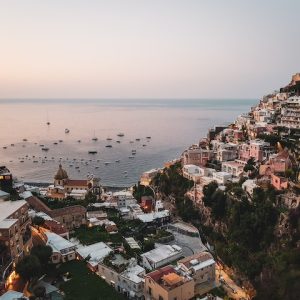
[242,179,258,196]
[178,251,216,296]
[182,165,207,183]
[136,210,170,225]
[212,171,232,184]
[113,190,137,208]
[141,244,183,270]
[221,160,245,177]
[98,256,145,299]
[45,232,76,263]
[76,242,112,271]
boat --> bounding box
[53,142,58,145]
[146,136,151,139]
[116,140,121,143]
[115,160,120,163]
[104,162,110,165]
[132,150,136,153]
[59,140,63,143]
[129,141,134,144]
[42,147,49,151]
[39,144,44,147]
[75,166,80,169]
[77,140,81,143]
[33,160,38,163]
[3,146,7,149]
[20,160,24,163]
[11,144,14,146]
[135,138,140,141]
[117,133,124,137]
[23,138,28,142]
[105,145,112,148]
[65,128,70,133]
[106,137,112,141]
[92,130,98,141]
[88,150,97,154]
[46,111,50,125]
[142,144,147,147]
[123,171,127,174]
[128,156,134,159]
[95,166,99,169]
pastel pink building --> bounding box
[271,174,288,190]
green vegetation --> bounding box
[32,215,45,227]
[132,182,154,202]
[72,225,123,246]
[59,261,126,300]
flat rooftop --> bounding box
[141,245,182,263]
[0,199,27,221]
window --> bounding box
[159,296,164,300]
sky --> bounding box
[0,0,299,99]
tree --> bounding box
[15,255,41,281]
[31,245,53,266]
[84,191,97,205]
[32,216,45,227]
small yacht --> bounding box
[129,141,134,144]
[65,128,70,134]
[123,171,128,174]
[42,147,49,151]
[88,150,97,154]
[11,144,14,147]
[95,166,99,169]
[106,137,112,141]
[135,138,140,141]
[129,156,134,159]
[105,145,112,148]
[23,138,28,142]
[117,133,124,137]
[33,160,38,163]
[116,140,121,143]
[77,140,81,143]
[146,136,151,139]
[104,162,110,165]
[142,144,147,147]
[39,144,44,147]
[59,140,63,143]
[75,166,80,169]
[92,137,98,141]
[115,160,120,163]
[3,146,7,149]
[53,142,58,145]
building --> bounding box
[26,196,86,231]
[182,146,213,167]
[249,140,273,162]
[144,265,194,300]
[45,232,76,263]
[47,164,101,199]
[140,169,161,186]
[113,191,137,208]
[182,165,206,183]
[216,143,238,162]
[177,252,216,295]
[76,242,112,272]
[280,96,300,128]
[221,160,245,177]
[271,174,288,190]
[242,179,258,196]
[140,196,155,213]
[212,172,232,185]
[98,255,146,299]
[136,210,170,226]
[0,200,32,279]
[0,190,10,201]
[0,166,13,193]
[141,244,183,270]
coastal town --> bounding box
[0,74,300,300]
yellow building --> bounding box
[144,265,195,300]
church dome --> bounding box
[54,164,68,180]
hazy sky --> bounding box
[0,0,299,99]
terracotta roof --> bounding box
[26,196,51,213]
[49,205,86,218]
[146,266,175,282]
[44,220,68,235]
[65,179,88,187]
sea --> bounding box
[0,99,256,187]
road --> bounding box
[216,262,249,300]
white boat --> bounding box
[92,130,98,141]
[65,128,70,133]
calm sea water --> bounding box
[0,99,256,187]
